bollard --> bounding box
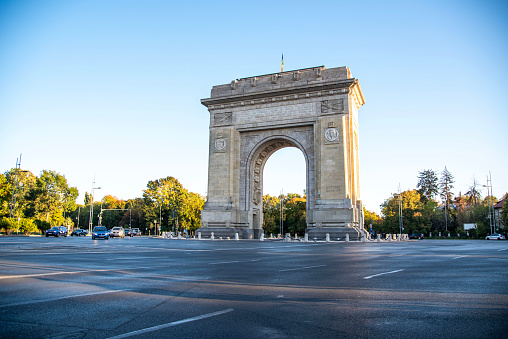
[235,233,239,240]
[198,232,201,240]
[326,234,330,242]
[361,234,366,242]
[304,233,309,242]
[285,233,291,242]
[211,232,215,240]
[260,234,264,241]
[376,234,381,242]
[345,233,350,242]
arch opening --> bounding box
[247,137,309,238]
[262,147,306,238]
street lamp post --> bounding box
[88,180,101,235]
[483,172,495,235]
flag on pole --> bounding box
[281,53,283,72]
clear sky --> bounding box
[1,0,507,214]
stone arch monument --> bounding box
[197,66,365,239]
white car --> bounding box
[485,233,506,240]
[110,227,125,238]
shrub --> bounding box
[19,218,38,235]
[0,217,17,234]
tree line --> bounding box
[1,166,506,237]
[0,168,204,235]
[364,168,508,237]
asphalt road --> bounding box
[0,236,506,338]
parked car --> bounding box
[124,228,132,237]
[71,229,88,236]
[485,233,506,240]
[409,233,424,240]
[92,226,109,240]
[132,228,142,236]
[110,227,125,238]
[46,226,68,237]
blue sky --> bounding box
[1,0,507,214]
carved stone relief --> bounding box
[321,99,345,115]
[324,127,340,143]
[214,136,226,152]
[214,112,233,126]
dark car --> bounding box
[92,226,109,240]
[409,233,424,240]
[46,226,68,237]
[71,229,88,236]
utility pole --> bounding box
[398,184,403,236]
[484,173,495,234]
[9,154,22,219]
[88,179,101,235]
[279,188,284,236]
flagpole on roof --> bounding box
[281,53,283,73]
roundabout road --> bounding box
[0,237,507,338]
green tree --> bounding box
[143,176,204,235]
[500,193,508,229]
[439,167,454,207]
[25,170,78,227]
[363,207,383,234]
[18,218,38,234]
[417,169,439,203]
[263,194,281,236]
[438,167,454,232]
[3,169,37,220]
[124,198,145,230]
[284,196,306,235]
[0,174,12,218]
[97,195,126,228]
[464,178,482,206]
[381,189,427,234]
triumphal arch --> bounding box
[197,66,365,239]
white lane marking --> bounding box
[0,265,169,280]
[452,255,468,259]
[0,289,127,308]
[0,269,113,279]
[497,249,508,252]
[279,265,326,272]
[209,259,260,265]
[363,269,404,280]
[106,308,234,339]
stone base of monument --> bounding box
[196,226,263,239]
[195,227,239,239]
[305,227,364,241]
